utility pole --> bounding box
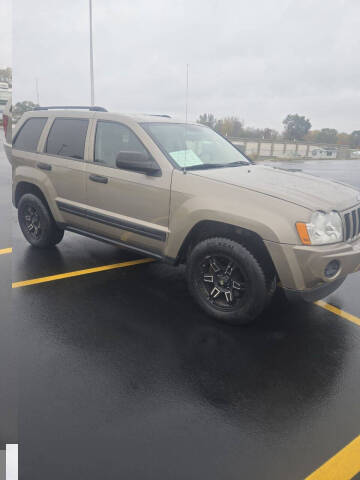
[185,64,189,122]
[89,0,95,106]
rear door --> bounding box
[85,120,172,256]
[36,115,92,229]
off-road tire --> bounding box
[18,193,64,248]
[186,237,269,325]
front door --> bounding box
[85,120,171,256]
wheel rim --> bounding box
[24,205,42,240]
[196,254,250,311]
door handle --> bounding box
[37,162,52,171]
[89,174,108,184]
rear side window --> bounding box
[46,118,89,159]
[13,117,47,152]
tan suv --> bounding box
[5,106,360,324]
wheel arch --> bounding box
[15,181,52,213]
[174,220,277,281]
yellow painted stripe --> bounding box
[315,300,360,327]
[12,258,155,289]
[0,247,12,255]
[305,435,360,480]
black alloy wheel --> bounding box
[23,204,42,240]
[18,193,64,248]
[197,254,250,311]
[187,237,269,325]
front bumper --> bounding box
[265,236,360,299]
[283,277,346,302]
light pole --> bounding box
[89,0,95,106]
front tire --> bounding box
[186,237,269,325]
[18,193,64,248]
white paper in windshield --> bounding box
[169,150,203,167]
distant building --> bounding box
[0,82,11,116]
[310,147,337,159]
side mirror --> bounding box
[116,151,161,176]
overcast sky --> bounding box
[0,0,11,67]
[6,0,360,131]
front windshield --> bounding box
[143,123,250,170]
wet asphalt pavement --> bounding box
[1,134,360,479]
[0,136,16,450]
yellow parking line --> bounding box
[12,258,155,289]
[315,300,360,327]
[305,435,360,480]
[0,247,12,255]
[10,254,360,330]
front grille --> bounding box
[344,206,360,241]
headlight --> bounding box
[296,211,343,245]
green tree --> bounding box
[0,67,12,87]
[13,101,39,123]
[215,117,243,137]
[262,128,278,140]
[315,128,338,144]
[242,127,261,139]
[197,113,217,129]
[283,114,312,141]
[349,130,360,147]
[304,130,319,143]
[336,132,351,145]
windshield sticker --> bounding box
[169,150,203,167]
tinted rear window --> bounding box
[46,118,89,159]
[13,117,47,152]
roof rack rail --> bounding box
[34,105,108,112]
[146,114,171,118]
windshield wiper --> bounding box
[185,163,228,171]
[224,161,250,167]
[185,161,249,171]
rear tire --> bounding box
[18,193,64,248]
[186,237,269,325]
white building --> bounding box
[310,147,337,159]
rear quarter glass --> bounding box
[13,117,48,152]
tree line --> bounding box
[197,113,360,147]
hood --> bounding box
[191,164,360,212]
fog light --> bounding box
[325,260,340,278]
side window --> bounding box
[13,117,47,152]
[46,118,89,159]
[94,121,147,168]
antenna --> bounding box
[35,78,40,105]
